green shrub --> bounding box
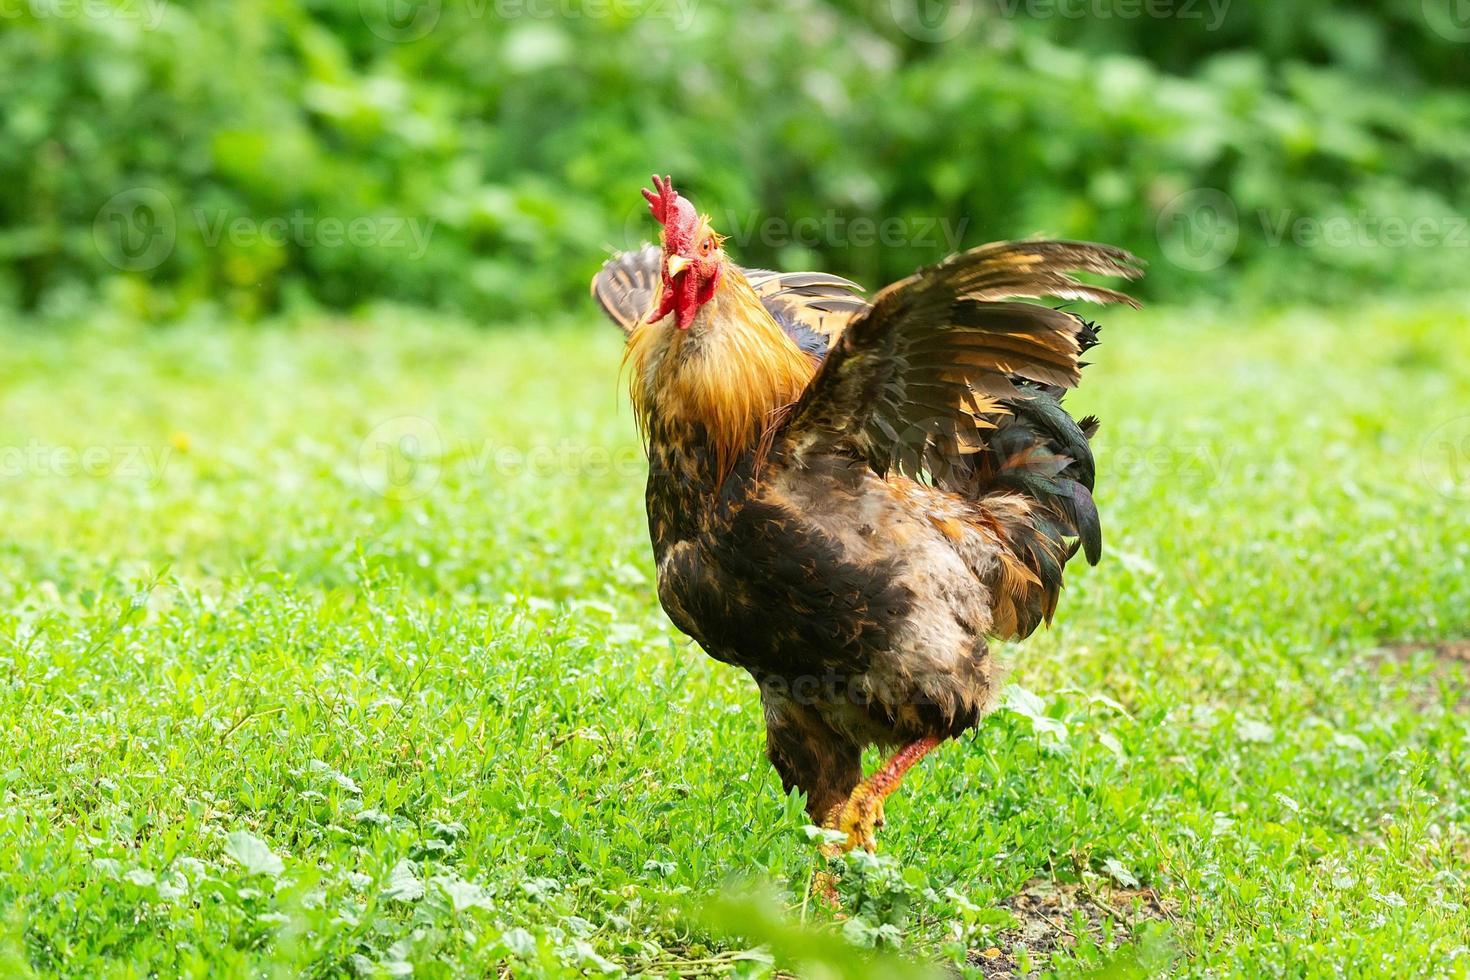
[1,0,1466,321]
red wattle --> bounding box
[655,263,719,330]
[674,272,699,329]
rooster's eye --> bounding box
[700,238,712,255]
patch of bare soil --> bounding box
[970,879,1173,978]
[1380,640,1470,664]
[1369,640,1470,710]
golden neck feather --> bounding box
[624,265,816,483]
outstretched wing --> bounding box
[775,240,1143,486]
[590,246,663,335]
[743,267,869,356]
[591,246,868,352]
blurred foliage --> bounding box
[1,0,1467,322]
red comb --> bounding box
[642,174,678,225]
[642,174,698,251]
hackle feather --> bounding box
[624,267,816,483]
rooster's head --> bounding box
[643,175,726,331]
[624,175,816,482]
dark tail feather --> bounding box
[973,313,1105,636]
[982,402,1102,568]
[1064,480,1102,565]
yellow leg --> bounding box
[810,736,943,905]
[823,736,943,855]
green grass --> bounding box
[1,300,1468,977]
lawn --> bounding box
[1,300,1468,977]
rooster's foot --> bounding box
[823,790,886,854]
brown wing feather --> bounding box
[775,239,1143,486]
[590,245,662,335]
[744,268,869,344]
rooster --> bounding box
[592,176,1141,854]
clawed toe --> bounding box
[829,790,884,853]
[814,737,943,862]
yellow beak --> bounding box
[664,254,690,277]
